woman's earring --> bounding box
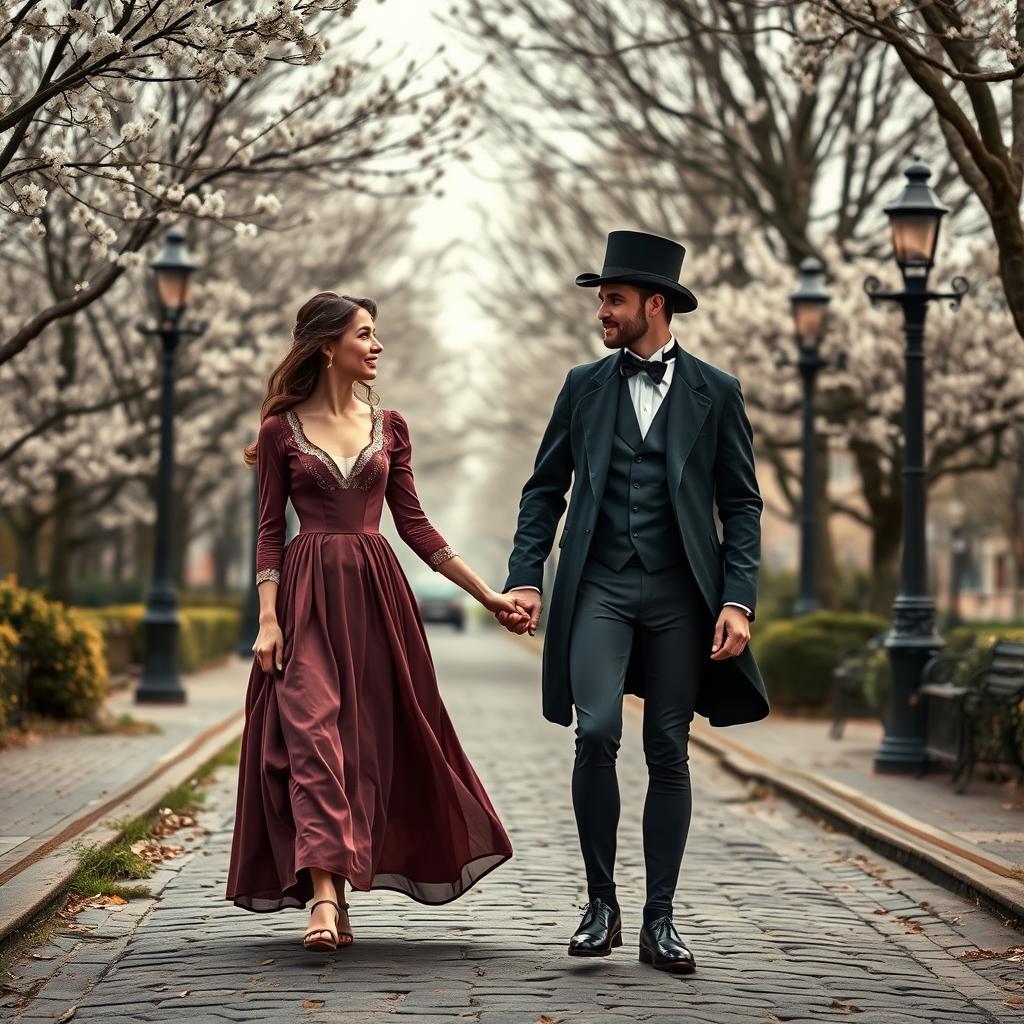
[327,352,334,369]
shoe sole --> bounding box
[639,944,696,973]
[568,929,623,957]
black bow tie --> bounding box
[619,345,677,384]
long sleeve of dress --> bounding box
[255,415,289,585]
[386,410,455,570]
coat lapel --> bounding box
[579,354,620,504]
[665,347,711,493]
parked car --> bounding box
[413,579,466,631]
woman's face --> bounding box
[326,307,382,382]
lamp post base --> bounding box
[872,734,929,775]
[873,596,942,775]
[135,587,186,704]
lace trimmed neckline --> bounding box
[285,407,385,489]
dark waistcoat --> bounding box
[590,374,687,573]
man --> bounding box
[496,230,769,974]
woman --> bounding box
[226,291,522,951]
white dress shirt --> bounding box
[515,336,752,619]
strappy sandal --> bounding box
[303,898,342,952]
[336,901,354,948]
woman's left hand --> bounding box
[482,588,529,621]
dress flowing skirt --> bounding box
[226,530,513,911]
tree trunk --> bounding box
[46,469,75,603]
[868,503,903,616]
[991,199,1024,343]
[112,527,126,586]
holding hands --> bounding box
[495,588,541,636]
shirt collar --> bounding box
[625,335,677,363]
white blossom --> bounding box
[253,193,281,216]
[88,31,125,60]
[16,183,48,216]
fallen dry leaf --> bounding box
[261,959,274,965]
[302,999,324,1008]
[108,895,127,906]
[894,917,924,934]
[829,1000,862,1013]
[962,946,1024,962]
[1004,996,1024,1008]
[538,1016,564,1024]
[130,839,185,865]
[179,990,191,998]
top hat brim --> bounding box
[575,270,698,314]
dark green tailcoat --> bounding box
[504,346,770,728]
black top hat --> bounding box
[576,230,698,315]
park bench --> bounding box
[919,640,1024,793]
[829,632,887,740]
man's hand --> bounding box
[711,606,750,661]
[497,588,542,636]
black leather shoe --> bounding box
[568,899,622,957]
[638,916,696,974]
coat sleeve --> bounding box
[503,370,574,594]
[385,410,456,570]
[713,378,763,618]
[255,416,289,586]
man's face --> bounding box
[596,284,648,349]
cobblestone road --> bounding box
[5,627,1024,1023]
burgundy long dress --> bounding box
[225,405,513,911]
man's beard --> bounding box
[608,308,648,347]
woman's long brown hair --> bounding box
[242,291,379,465]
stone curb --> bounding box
[0,707,245,943]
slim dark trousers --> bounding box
[568,552,710,920]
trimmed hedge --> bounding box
[753,611,888,713]
[0,578,108,720]
[73,603,242,675]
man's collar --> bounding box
[625,334,677,363]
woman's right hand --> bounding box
[253,620,284,674]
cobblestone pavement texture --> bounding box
[4,627,1024,1023]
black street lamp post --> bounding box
[790,257,832,616]
[136,228,206,704]
[864,162,969,773]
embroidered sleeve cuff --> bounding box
[429,545,457,570]
[255,568,281,585]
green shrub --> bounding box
[753,611,889,713]
[0,577,107,720]
[72,603,241,674]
